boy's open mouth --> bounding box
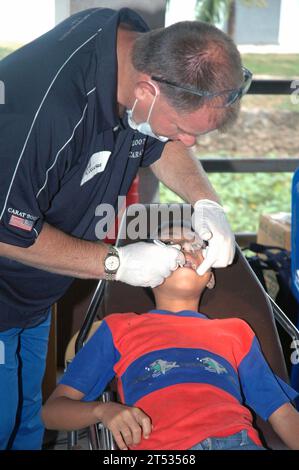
[180,256,198,271]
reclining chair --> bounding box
[65,203,299,450]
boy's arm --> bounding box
[42,384,104,431]
[235,321,298,431]
[42,384,152,450]
[268,402,299,450]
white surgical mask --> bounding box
[126,85,169,142]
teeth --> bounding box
[182,261,197,270]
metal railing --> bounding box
[201,157,299,174]
[199,78,298,244]
[201,78,298,174]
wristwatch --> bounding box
[104,246,120,281]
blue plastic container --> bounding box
[291,168,299,302]
[291,168,299,405]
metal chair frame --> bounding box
[66,203,299,450]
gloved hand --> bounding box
[192,199,235,275]
[115,242,185,288]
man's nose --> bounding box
[177,134,197,147]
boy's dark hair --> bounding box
[147,218,194,241]
[132,20,243,128]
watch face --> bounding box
[105,255,120,272]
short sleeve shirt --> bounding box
[0,8,167,329]
[60,310,298,450]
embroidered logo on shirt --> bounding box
[128,137,146,159]
[80,150,111,186]
[199,357,228,375]
[145,359,180,378]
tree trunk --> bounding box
[227,0,236,38]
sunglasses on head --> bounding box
[151,66,252,109]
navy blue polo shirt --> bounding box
[0,8,166,330]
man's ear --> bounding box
[135,80,157,102]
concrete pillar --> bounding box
[55,0,71,24]
[279,0,299,52]
[165,0,196,26]
[70,1,167,29]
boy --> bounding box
[42,225,299,450]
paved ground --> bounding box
[196,109,299,157]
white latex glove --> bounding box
[115,242,185,288]
[192,199,235,275]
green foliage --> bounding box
[195,0,230,23]
[0,46,14,60]
[242,54,299,78]
[160,172,292,233]
[238,0,268,7]
[195,0,268,23]
[0,43,22,60]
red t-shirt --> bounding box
[61,310,298,450]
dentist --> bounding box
[0,7,251,449]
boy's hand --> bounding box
[96,402,153,450]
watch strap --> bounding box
[104,272,117,281]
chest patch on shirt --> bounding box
[128,136,147,159]
[80,150,111,186]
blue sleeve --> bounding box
[0,55,82,248]
[238,336,299,420]
[59,320,120,402]
[140,136,166,167]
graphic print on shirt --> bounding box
[143,355,228,380]
[199,357,228,375]
[146,359,180,378]
[80,150,111,186]
[128,136,147,159]
[121,347,242,406]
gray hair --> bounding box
[132,21,243,128]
